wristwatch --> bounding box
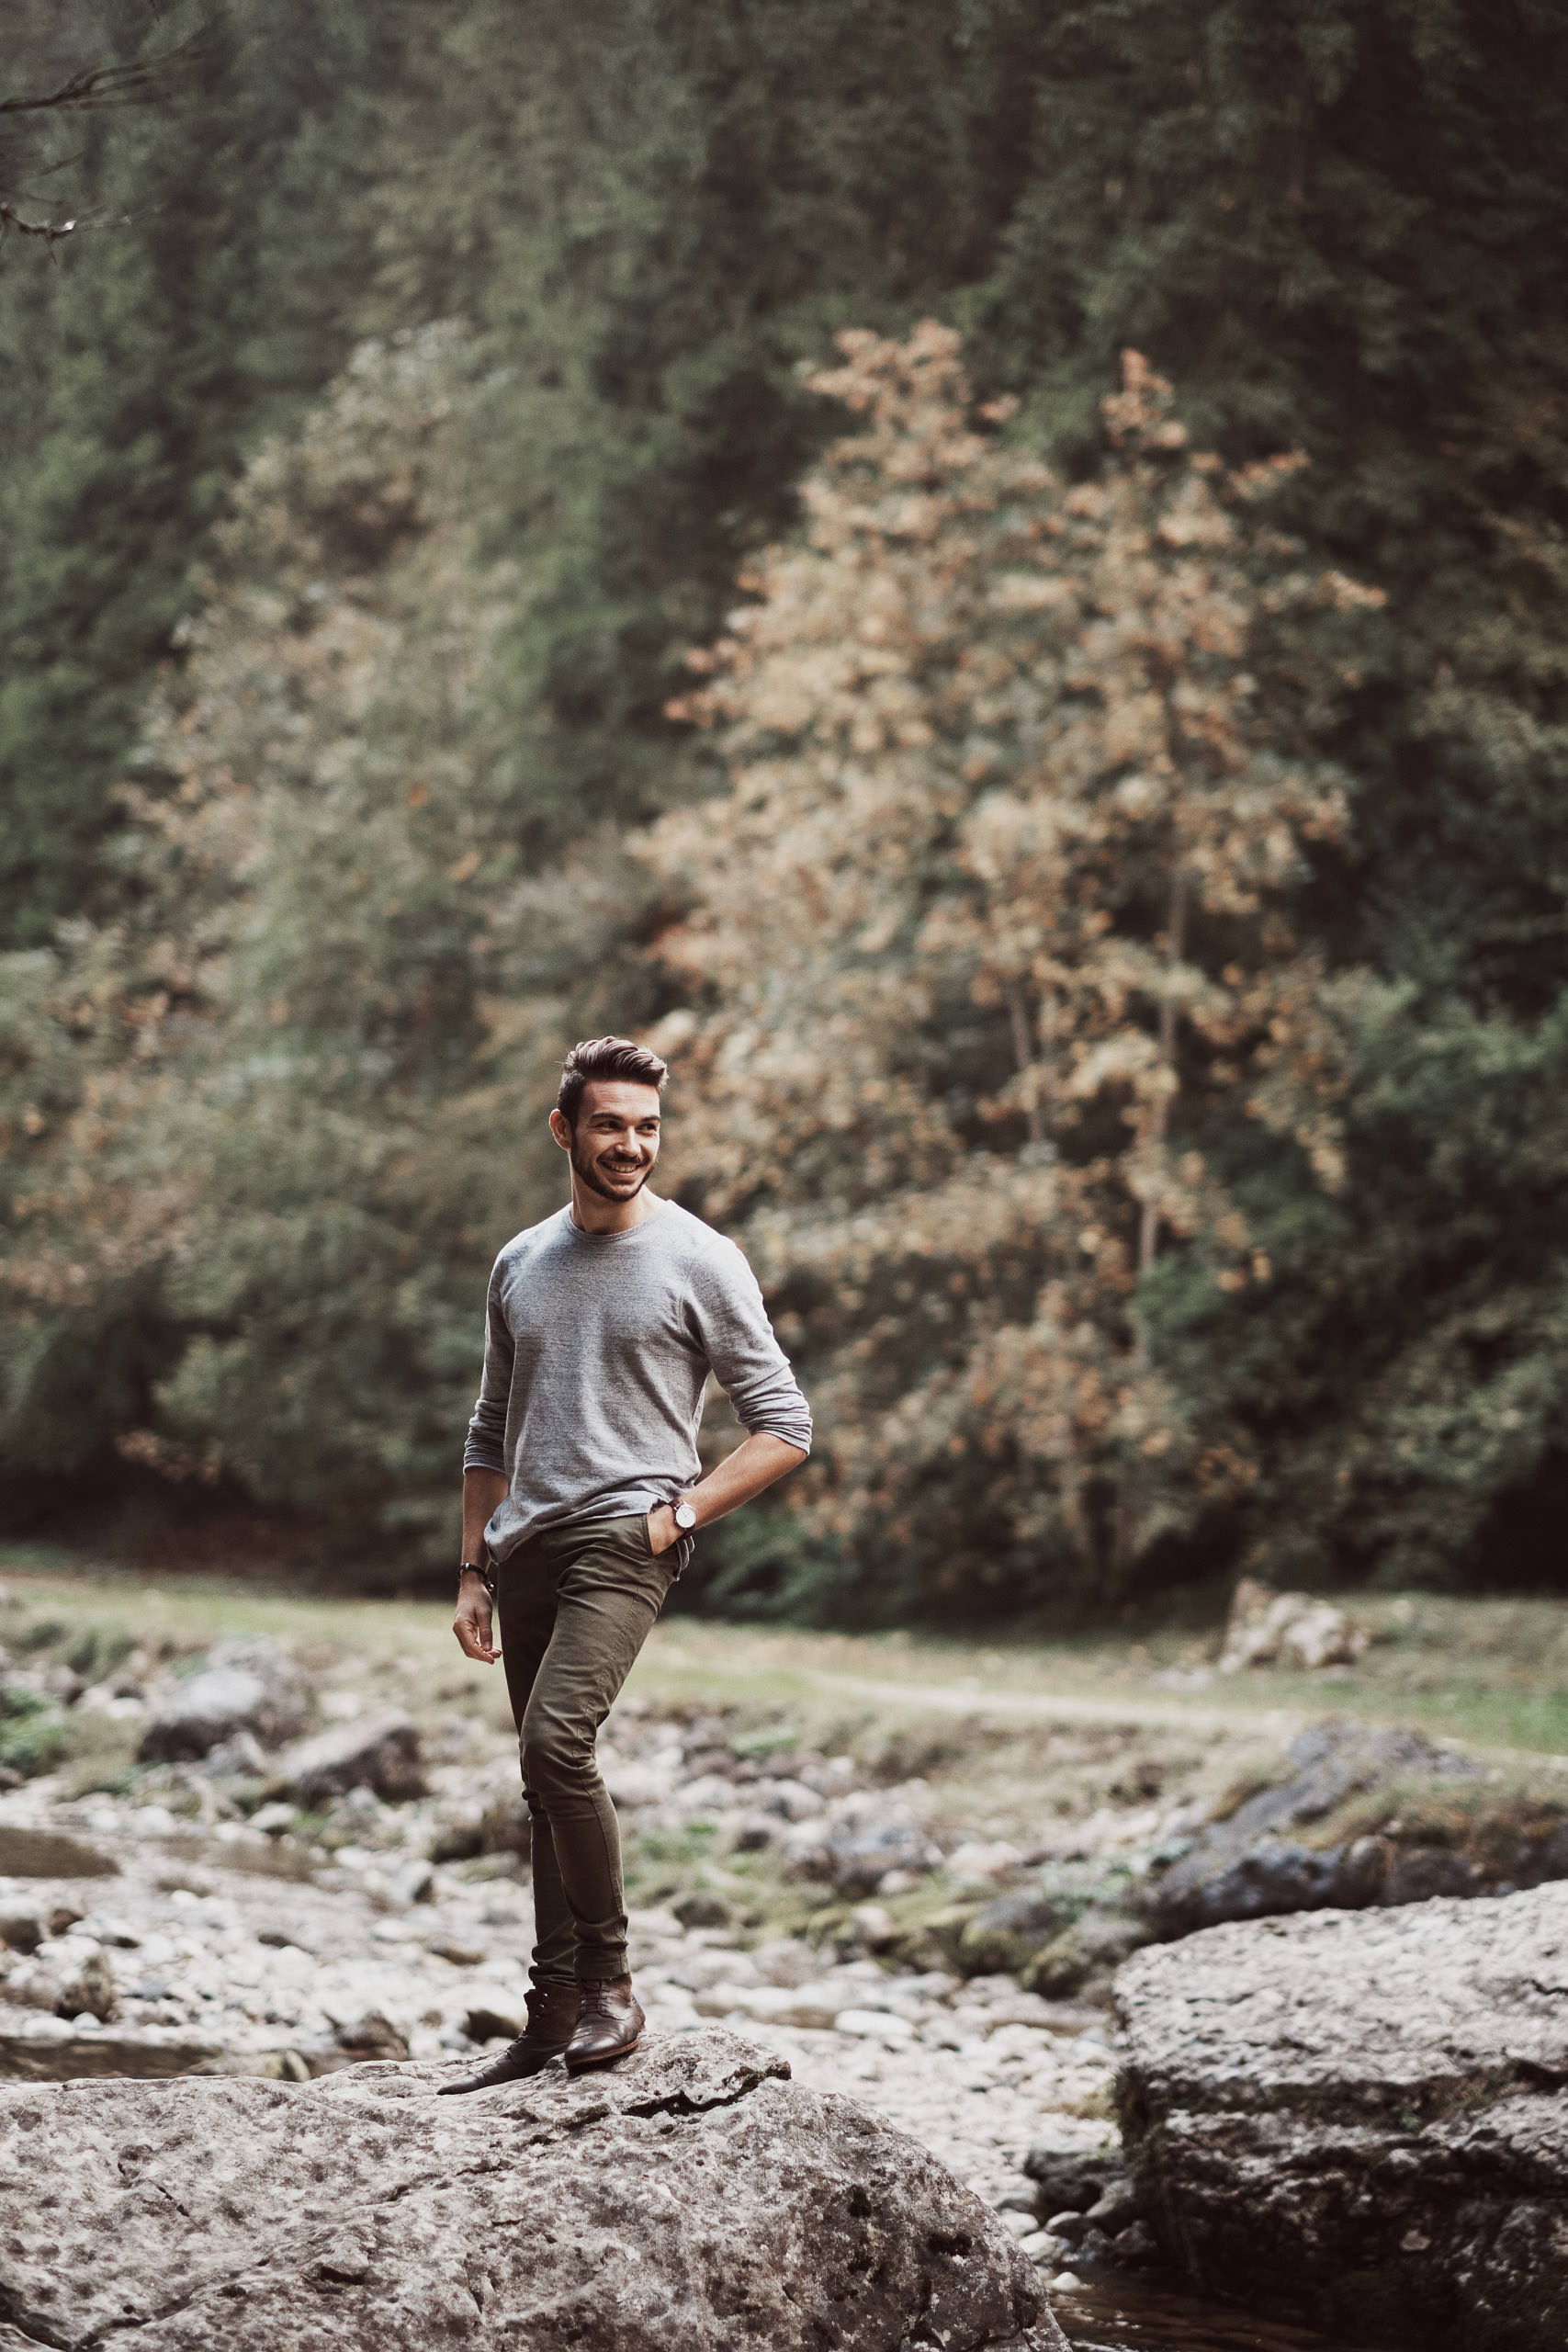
[672,1499,698,1532]
[458,1560,497,1600]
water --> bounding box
[1056,2275,1383,2352]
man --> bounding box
[440,1035,810,2093]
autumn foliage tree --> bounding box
[649,325,1379,1620]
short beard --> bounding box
[570,1137,650,1204]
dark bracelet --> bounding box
[458,1562,497,1600]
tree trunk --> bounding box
[1138,865,1188,1276]
[1006,985,1055,1146]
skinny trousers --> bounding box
[496,1511,688,1987]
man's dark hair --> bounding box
[556,1035,669,1127]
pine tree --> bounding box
[0,0,385,946]
[355,0,1066,853]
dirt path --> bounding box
[756,1662,1309,1740]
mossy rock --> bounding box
[958,1890,1065,1976]
[891,1899,982,1968]
[1022,1909,1154,1997]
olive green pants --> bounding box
[497,1511,689,1987]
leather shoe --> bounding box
[564,1973,644,2070]
[436,1982,579,2095]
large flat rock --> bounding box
[1115,1882,1568,2351]
[0,2030,225,2082]
[0,1827,116,1880]
[0,2025,1066,2350]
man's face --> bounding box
[553,1080,662,1202]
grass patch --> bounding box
[622,1821,723,1906]
[0,1690,72,1777]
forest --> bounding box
[3,0,1567,1623]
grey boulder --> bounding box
[140,1640,310,1763]
[0,2025,1066,2350]
[1145,1717,1485,1935]
[274,1711,426,1805]
[1116,1880,1568,2351]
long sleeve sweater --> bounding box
[464,1198,812,1559]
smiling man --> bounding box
[441,1035,810,2092]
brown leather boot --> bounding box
[564,1973,644,2071]
[435,1982,580,2095]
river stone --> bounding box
[1022,1910,1153,1997]
[0,2026,1066,2350]
[827,1814,942,1899]
[0,1909,43,1955]
[140,1640,310,1763]
[274,1711,427,1805]
[1021,2131,1126,2216]
[1116,1882,1568,2351]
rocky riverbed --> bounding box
[0,1794,1127,2265]
[2,1581,1567,2346]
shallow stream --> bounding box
[1059,2275,1381,2351]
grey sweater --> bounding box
[464,1199,812,1558]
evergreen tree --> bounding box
[0,0,384,946]
[980,0,1568,1002]
[357,0,1066,852]
[1,327,650,1541]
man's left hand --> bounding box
[647,1504,680,1555]
[453,1572,500,1663]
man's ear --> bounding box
[548,1109,572,1151]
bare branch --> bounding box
[0,32,212,123]
[0,23,213,257]
[0,200,128,252]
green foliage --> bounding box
[0,1687,71,1777]
[2,327,655,1541]
[0,0,388,945]
[64,1626,133,1679]
[674,1507,849,1628]
[4,0,1568,1600]
[353,0,1070,851]
[1149,979,1568,1591]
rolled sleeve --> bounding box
[686,1245,812,1454]
[462,1258,513,1475]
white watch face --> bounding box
[674,1502,697,1530]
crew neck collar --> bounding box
[564,1196,668,1242]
